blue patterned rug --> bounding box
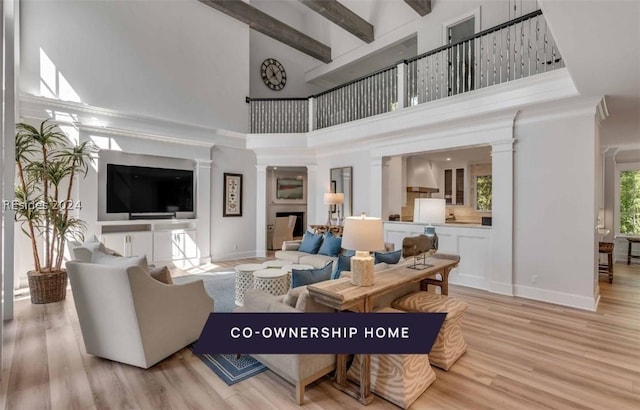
[189,345,267,385]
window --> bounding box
[475,175,492,211]
[619,169,640,234]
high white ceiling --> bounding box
[540,0,640,148]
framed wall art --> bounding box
[276,177,304,200]
[223,173,243,217]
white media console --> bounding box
[97,219,199,268]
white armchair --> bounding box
[272,215,297,250]
[67,261,213,368]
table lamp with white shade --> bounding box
[413,198,446,250]
[341,214,385,286]
[323,192,344,225]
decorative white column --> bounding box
[196,159,212,264]
[308,97,316,132]
[490,138,515,295]
[396,62,407,110]
[255,164,267,257]
[3,0,19,321]
[370,157,383,218]
[306,164,318,225]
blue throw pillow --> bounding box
[331,254,352,280]
[298,232,323,254]
[291,262,334,288]
[374,249,402,264]
[343,249,356,257]
[318,232,342,257]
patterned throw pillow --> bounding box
[331,254,352,280]
[318,232,342,257]
[149,266,173,285]
[297,232,324,254]
[374,250,402,264]
[291,261,333,288]
[82,235,107,253]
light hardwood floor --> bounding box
[1,260,639,409]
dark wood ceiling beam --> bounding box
[299,0,374,43]
[198,0,332,63]
[404,0,432,17]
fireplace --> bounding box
[276,212,305,237]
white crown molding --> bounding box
[514,95,606,126]
[596,96,609,121]
[19,94,246,148]
[78,124,216,148]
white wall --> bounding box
[513,112,597,307]
[211,146,257,260]
[20,0,250,132]
[416,0,539,53]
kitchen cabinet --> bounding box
[444,167,465,205]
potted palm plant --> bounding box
[15,120,95,304]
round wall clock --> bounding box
[261,58,287,91]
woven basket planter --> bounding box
[27,270,67,304]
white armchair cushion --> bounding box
[92,251,149,272]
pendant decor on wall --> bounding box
[223,173,243,217]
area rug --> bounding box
[173,271,236,312]
[188,344,267,385]
[176,272,268,384]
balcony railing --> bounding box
[247,10,562,134]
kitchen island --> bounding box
[384,221,491,291]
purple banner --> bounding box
[194,312,446,354]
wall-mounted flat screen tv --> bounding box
[107,164,194,214]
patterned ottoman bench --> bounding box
[347,307,436,409]
[392,291,468,370]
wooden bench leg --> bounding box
[608,252,613,283]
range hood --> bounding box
[406,186,439,194]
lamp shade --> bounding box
[324,192,344,205]
[413,198,446,224]
[342,216,385,251]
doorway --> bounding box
[447,16,475,96]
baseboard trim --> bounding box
[211,250,261,262]
[490,281,514,296]
[513,284,597,311]
[448,274,489,291]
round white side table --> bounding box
[253,269,290,296]
[234,263,263,306]
[262,259,291,269]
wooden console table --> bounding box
[307,256,459,405]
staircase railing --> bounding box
[247,9,562,134]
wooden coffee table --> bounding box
[307,256,459,405]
